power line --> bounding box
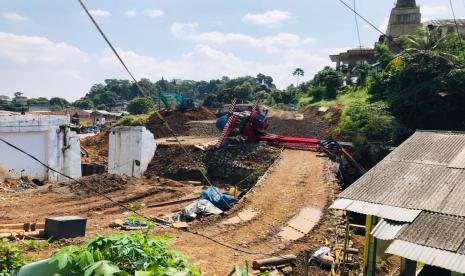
[449,0,462,38]
[353,0,362,47]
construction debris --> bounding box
[252,255,296,270]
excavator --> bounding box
[215,98,367,184]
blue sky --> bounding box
[0,0,464,100]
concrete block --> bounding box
[44,216,87,240]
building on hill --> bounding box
[331,131,465,276]
[329,47,376,75]
[423,19,465,38]
[386,0,421,39]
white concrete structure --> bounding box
[108,126,156,177]
[0,115,81,181]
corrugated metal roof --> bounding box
[329,199,421,222]
[386,240,465,274]
[339,131,465,217]
[449,147,465,169]
[396,212,465,252]
[371,219,406,240]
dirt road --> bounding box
[161,150,330,275]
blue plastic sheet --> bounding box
[200,187,236,211]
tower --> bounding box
[386,0,421,38]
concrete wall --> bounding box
[0,115,82,181]
[108,126,156,177]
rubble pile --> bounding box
[186,121,220,137]
[267,106,344,140]
[145,143,280,186]
[81,131,110,166]
[67,174,129,194]
[145,109,217,139]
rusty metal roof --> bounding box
[339,131,465,217]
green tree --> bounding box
[374,43,396,70]
[312,67,344,99]
[73,98,94,110]
[203,93,217,107]
[49,97,70,111]
[293,68,305,86]
[127,97,154,115]
[352,61,372,87]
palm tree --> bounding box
[389,30,458,67]
[293,68,305,86]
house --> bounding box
[13,92,27,106]
[330,47,377,74]
[331,131,465,276]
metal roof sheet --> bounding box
[396,212,465,252]
[339,131,465,217]
[371,219,406,240]
[329,199,421,222]
[386,240,465,274]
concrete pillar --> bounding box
[400,258,417,276]
[108,126,156,177]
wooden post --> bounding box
[303,251,310,276]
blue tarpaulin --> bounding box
[200,187,236,211]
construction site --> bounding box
[0,104,371,275]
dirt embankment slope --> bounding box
[159,150,331,275]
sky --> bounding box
[0,0,464,101]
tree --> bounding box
[374,43,396,70]
[49,97,70,111]
[203,93,217,107]
[73,98,94,110]
[293,68,305,86]
[312,67,344,99]
[352,61,372,87]
[127,97,154,115]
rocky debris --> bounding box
[16,183,39,192]
[266,106,345,140]
[145,109,217,139]
[65,174,129,194]
[81,132,110,166]
[186,121,220,137]
[145,143,280,187]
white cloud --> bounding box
[379,17,389,33]
[170,22,315,54]
[144,9,165,18]
[421,4,449,18]
[243,10,291,25]
[0,32,329,100]
[124,10,137,18]
[89,9,111,17]
[2,12,29,22]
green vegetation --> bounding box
[127,97,154,115]
[49,233,200,276]
[114,114,151,127]
[0,239,25,275]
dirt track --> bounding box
[160,150,330,275]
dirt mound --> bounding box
[186,121,220,137]
[266,106,345,140]
[67,174,129,194]
[81,132,110,166]
[145,143,280,186]
[145,109,217,139]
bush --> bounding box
[127,97,154,115]
[339,101,396,165]
[49,233,200,276]
[115,115,151,127]
[0,239,24,275]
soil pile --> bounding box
[81,132,110,166]
[266,106,345,140]
[186,121,220,137]
[146,109,217,139]
[145,143,280,186]
[67,174,129,194]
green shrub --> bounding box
[0,239,25,275]
[115,115,151,127]
[49,233,200,276]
